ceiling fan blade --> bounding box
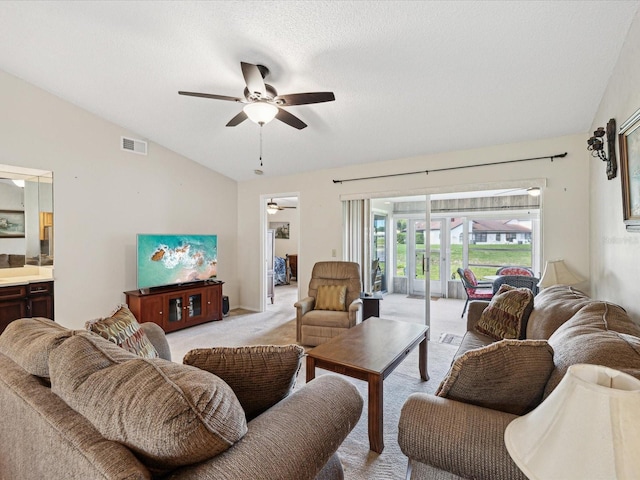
[275,108,307,130]
[276,92,335,106]
[226,111,248,127]
[241,62,266,97]
[178,91,243,102]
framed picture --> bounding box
[0,210,25,237]
[269,222,290,239]
[619,107,640,232]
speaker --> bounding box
[222,295,229,317]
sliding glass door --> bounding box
[372,213,387,292]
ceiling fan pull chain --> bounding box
[259,124,263,167]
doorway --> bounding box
[263,195,299,309]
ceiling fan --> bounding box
[267,199,296,214]
[179,62,335,130]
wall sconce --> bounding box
[587,118,617,180]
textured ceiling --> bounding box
[0,1,637,182]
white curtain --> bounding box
[342,199,371,290]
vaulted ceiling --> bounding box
[0,1,637,182]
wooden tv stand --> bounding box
[124,280,224,333]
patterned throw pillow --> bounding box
[86,304,158,358]
[315,284,347,311]
[436,339,554,415]
[183,344,305,420]
[474,284,534,340]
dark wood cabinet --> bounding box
[0,281,54,334]
[287,254,298,280]
[125,281,224,333]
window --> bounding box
[449,216,537,280]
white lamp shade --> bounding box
[538,259,584,288]
[505,364,640,480]
[243,102,278,124]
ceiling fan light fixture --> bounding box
[243,102,278,125]
[266,201,279,215]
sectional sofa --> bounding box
[0,317,363,479]
[398,285,640,479]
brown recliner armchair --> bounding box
[295,261,363,346]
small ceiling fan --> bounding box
[267,199,296,214]
[179,62,335,130]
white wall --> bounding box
[238,133,590,311]
[589,9,640,323]
[268,207,299,258]
[0,70,239,329]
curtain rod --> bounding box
[332,152,568,184]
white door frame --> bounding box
[259,192,300,312]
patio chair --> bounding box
[492,274,540,296]
[371,259,382,292]
[496,266,534,276]
[457,268,494,318]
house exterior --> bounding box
[429,219,532,245]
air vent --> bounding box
[121,136,147,155]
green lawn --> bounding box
[396,243,531,280]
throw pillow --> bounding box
[183,344,305,420]
[315,284,347,311]
[436,339,554,415]
[86,304,158,358]
[49,333,247,473]
[474,284,534,340]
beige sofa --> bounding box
[398,285,640,480]
[0,318,363,480]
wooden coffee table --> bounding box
[306,317,429,453]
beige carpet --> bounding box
[166,285,464,480]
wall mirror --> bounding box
[0,164,53,269]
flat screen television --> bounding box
[137,234,218,289]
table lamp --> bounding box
[538,259,584,288]
[505,364,640,479]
